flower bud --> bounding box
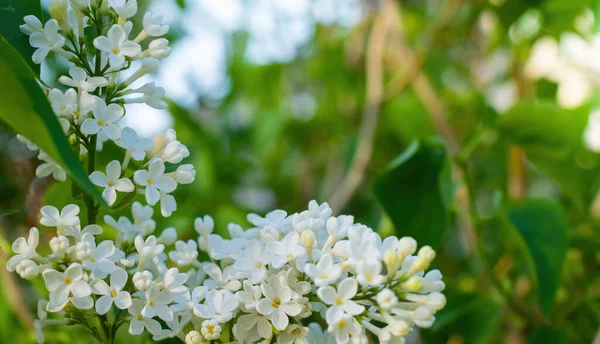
[162,141,189,164]
[185,330,204,344]
[413,306,435,328]
[72,240,93,261]
[259,226,280,243]
[157,227,177,245]
[172,164,195,184]
[16,259,40,279]
[148,38,171,59]
[384,315,409,337]
[194,215,214,238]
[407,245,435,276]
[400,276,423,292]
[397,237,417,259]
[383,249,399,275]
[132,270,153,290]
[300,229,316,255]
[50,235,70,257]
[49,0,69,32]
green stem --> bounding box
[86,135,98,225]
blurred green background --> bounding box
[1,0,600,343]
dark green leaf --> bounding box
[0,35,103,205]
[497,101,600,209]
[506,199,567,317]
[373,138,452,247]
[530,325,568,344]
[0,0,42,74]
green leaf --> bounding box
[497,101,600,209]
[0,35,103,205]
[373,138,452,247]
[506,199,568,317]
[0,0,42,75]
[530,325,568,344]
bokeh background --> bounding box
[1,0,600,343]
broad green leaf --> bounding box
[530,325,568,344]
[0,36,103,205]
[497,101,600,209]
[373,138,452,247]
[506,199,567,317]
[0,0,41,74]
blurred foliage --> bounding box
[1,0,600,343]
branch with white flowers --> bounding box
[5,1,447,344]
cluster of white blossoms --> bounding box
[7,201,446,344]
[6,1,446,343]
[17,0,192,216]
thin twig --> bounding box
[328,0,395,213]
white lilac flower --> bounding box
[317,278,365,324]
[194,289,238,323]
[93,24,141,69]
[142,12,169,37]
[43,263,92,312]
[157,227,178,245]
[16,134,38,151]
[256,274,302,330]
[36,151,67,182]
[132,201,156,234]
[58,67,108,92]
[40,204,80,236]
[421,269,445,292]
[235,280,262,311]
[91,268,132,314]
[267,231,306,268]
[356,260,385,287]
[327,314,361,344]
[278,324,309,344]
[128,300,162,336]
[185,330,203,344]
[6,227,39,272]
[237,312,273,340]
[20,15,43,35]
[233,240,272,284]
[48,88,77,118]
[146,38,171,59]
[49,235,69,258]
[115,127,155,161]
[202,263,241,291]
[247,209,289,231]
[194,215,214,240]
[89,160,135,206]
[134,235,164,268]
[159,191,177,217]
[142,285,173,321]
[80,234,118,278]
[169,240,198,266]
[304,254,342,286]
[133,158,177,206]
[127,85,167,109]
[109,0,137,18]
[29,19,66,64]
[376,289,398,310]
[81,99,124,140]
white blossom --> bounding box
[89,160,134,206]
[94,24,141,68]
[81,99,124,140]
[133,158,177,206]
[91,268,132,314]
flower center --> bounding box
[97,120,104,126]
[337,320,345,328]
[365,274,373,282]
[146,178,152,185]
[107,182,114,187]
[287,253,294,259]
[137,315,143,320]
[256,263,263,268]
[89,257,95,263]
[60,105,67,111]
[320,274,328,280]
[292,328,302,336]
[272,298,281,308]
[207,325,215,334]
[148,300,155,306]
[111,291,117,297]
[64,277,72,285]
[112,48,120,54]
[335,298,343,306]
